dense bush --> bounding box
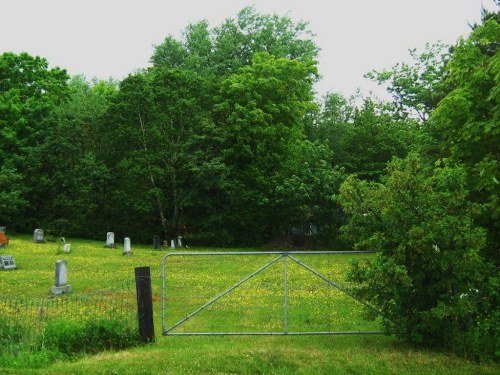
[339,154,499,362]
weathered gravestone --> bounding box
[33,229,45,243]
[170,239,176,249]
[63,244,71,253]
[177,236,183,248]
[153,235,161,250]
[51,260,72,295]
[0,255,16,270]
[123,237,132,256]
[106,232,115,248]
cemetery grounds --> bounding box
[0,235,498,374]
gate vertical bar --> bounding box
[284,253,288,334]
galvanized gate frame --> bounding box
[161,251,382,336]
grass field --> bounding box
[0,235,498,374]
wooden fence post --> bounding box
[135,266,155,343]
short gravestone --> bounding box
[51,260,72,295]
[63,244,71,253]
[123,237,132,256]
[170,239,176,249]
[153,235,161,250]
[106,232,115,248]
[0,228,8,246]
[33,229,45,243]
[0,255,16,270]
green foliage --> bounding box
[40,318,140,356]
[0,319,31,351]
[429,13,499,262]
[151,6,319,76]
[366,43,451,121]
[339,154,498,361]
[212,53,318,243]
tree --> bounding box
[429,11,499,263]
[30,76,116,237]
[366,43,451,121]
[338,154,497,361]
[212,52,318,244]
[310,93,420,181]
[103,68,214,241]
[0,52,69,231]
[151,6,319,76]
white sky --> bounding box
[1,0,497,99]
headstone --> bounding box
[153,235,160,250]
[51,260,72,295]
[0,255,16,270]
[170,239,176,249]
[33,229,45,243]
[0,226,6,233]
[63,244,71,253]
[106,232,115,248]
[177,236,183,248]
[123,237,132,255]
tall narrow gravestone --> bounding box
[33,229,45,243]
[153,235,160,250]
[123,237,132,256]
[51,260,72,295]
[106,232,115,248]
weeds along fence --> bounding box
[0,278,139,356]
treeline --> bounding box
[0,7,416,245]
[1,5,498,361]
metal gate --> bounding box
[161,251,381,336]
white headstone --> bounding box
[123,237,132,255]
[63,244,71,253]
[177,236,183,248]
[33,229,44,243]
[106,232,115,247]
[52,260,72,295]
[170,239,176,249]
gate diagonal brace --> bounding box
[163,254,284,335]
[287,254,382,317]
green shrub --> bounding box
[40,319,85,355]
[0,319,32,353]
[39,317,140,356]
[83,318,141,353]
[339,154,499,362]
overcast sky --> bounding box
[1,0,497,98]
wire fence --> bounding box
[0,279,138,356]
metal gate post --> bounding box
[283,253,288,334]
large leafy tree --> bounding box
[0,52,68,230]
[366,43,451,121]
[338,10,499,361]
[212,53,318,244]
[151,6,319,76]
[429,10,499,262]
[31,76,116,237]
[104,68,214,241]
[310,93,420,181]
